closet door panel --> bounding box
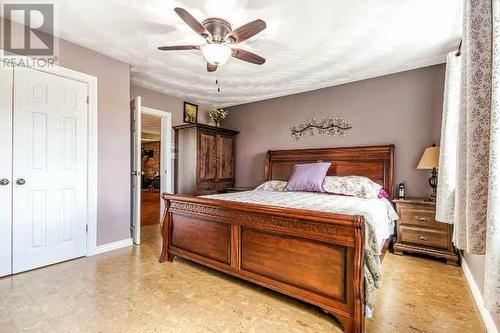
[12,67,88,273]
[0,68,13,277]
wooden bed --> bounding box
[160,145,394,333]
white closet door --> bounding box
[12,67,88,273]
[0,69,13,277]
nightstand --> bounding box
[225,187,254,193]
[393,198,459,265]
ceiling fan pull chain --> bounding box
[216,69,221,93]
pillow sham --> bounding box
[322,176,386,199]
[254,180,287,192]
[285,162,331,192]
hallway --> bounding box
[141,191,160,226]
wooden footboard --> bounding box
[160,193,365,333]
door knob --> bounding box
[16,178,26,185]
[0,179,9,186]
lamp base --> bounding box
[428,168,438,202]
[425,194,436,202]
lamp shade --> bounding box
[417,145,440,170]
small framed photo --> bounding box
[183,102,198,123]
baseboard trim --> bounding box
[461,253,499,333]
[94,238,133,255]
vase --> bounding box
[215,121,221,127]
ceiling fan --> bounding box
[158,7,266,72]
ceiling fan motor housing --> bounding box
[202,18,232,43]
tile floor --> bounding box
[0,225,486,332]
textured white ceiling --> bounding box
[52,0,461,107]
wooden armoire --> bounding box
[174,124,239,195]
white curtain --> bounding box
[435,52,461,224]
[437,0,500,312]
[485,0,500,313]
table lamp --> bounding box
[417,144,440,201]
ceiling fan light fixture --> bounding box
[201,43,232,65]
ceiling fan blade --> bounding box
[207,62,218,72]
[227,19,266,43]
[174,7,209,38]
[232,48,265,65]
[158,45,200,51]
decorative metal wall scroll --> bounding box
[291,117,352,141]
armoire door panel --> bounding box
[12,67,88,274]
[217,135,234,181]
[198,132,217,182]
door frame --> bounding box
[3,55,99,257]
[141,106,173,222]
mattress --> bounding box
[205,191,397,254]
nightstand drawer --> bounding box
[399,225,449,249]
[399,207,447,230]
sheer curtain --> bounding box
[486,0,500,312]
[437,0,500,312]
[435,52,461,224]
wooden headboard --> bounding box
[265,145,395,194]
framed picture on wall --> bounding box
[183,102,198,123]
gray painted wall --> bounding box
[58,39,131,246]
[131,85,208,126]
[225,64,445,198]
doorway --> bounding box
[130,98,172,245]
[141,113,161,228]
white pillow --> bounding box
[322,176,383,199]
[254,180,287,192]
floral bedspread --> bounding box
[203,190,398,317]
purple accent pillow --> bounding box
[378,188,390,199]
[285,162,331,192]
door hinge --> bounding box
[86,224,89,232]
[86,96,89,104]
